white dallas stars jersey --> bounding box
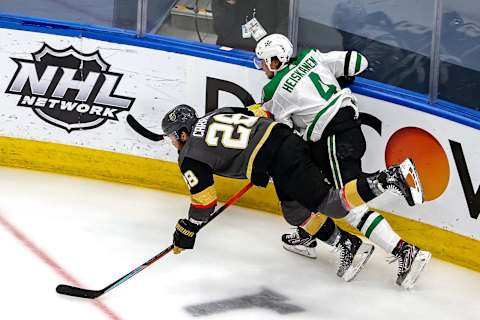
[261,48,368,142]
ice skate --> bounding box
[391,241,432,289]
[374,158,424,206]
[334,229,375,281]
[282,227,317,259]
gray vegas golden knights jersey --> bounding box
[178,108,277,181]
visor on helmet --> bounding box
[253,56,263,70]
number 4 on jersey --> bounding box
[309,72,337,101]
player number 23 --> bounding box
[205,114,258,149]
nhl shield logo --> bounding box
[5,44,135,132]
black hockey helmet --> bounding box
[161,104,198,139]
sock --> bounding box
[301,212,328,235]
[313,217,336,242]
[357,175,378,202]
[342,177,377,209]
[324,226,341,246]
[345,205,401,254]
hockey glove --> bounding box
[173,219,202,254]
[247,103,271,118]
[337,76,355,88]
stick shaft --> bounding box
[105,182,253,293]
[105,182,252,293]
[57,182,253,298]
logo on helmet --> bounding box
[169,112,177,122]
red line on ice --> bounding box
[0,214,124,320]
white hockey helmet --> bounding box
[255,34,293,72]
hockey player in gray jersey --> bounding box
[163,104,429,288]
[251,33,431,289]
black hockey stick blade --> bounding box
[126,114,165,141]
[56,284,104,299]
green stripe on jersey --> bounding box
[355,52,362,74]
[292,48,314,66]
[306,95,340,141]
[262,65,291,102]
[365,215,384,238]
[262,48,315,102]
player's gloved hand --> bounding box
[247,103,271,118]
[337,76,355,88]
[173,219,202,254]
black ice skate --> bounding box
[391,241,432,289]
[373,158,424,206]
[334,229,375,281]
[282,227,317,259]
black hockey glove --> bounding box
[173,219,202,254]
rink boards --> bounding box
[0,20,479,271]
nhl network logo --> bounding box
[5,44,135,132]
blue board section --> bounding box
[1,13,479,130]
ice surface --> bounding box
[0,167,478,320]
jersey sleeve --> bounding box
[262,99,294,128]
[316,50,368,78]
[261,85,272,103]
[180,157,217,222]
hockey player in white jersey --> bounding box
[251,34,431,289]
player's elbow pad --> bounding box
[345,51,368,76]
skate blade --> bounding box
[342,243,375,282]
[401,250,432,289]
[283,243,317,259]
[400,158,424,206]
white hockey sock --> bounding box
[344,204,400,254]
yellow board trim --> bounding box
[0,136,479,272]
[246,122,277,179]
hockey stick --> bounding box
[126,114,166,141]
[56,182,253,299]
